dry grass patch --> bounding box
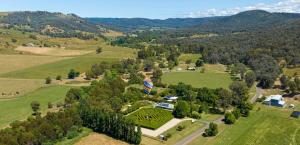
[75,133,129,145]
[15,46,93,57]
[0,78,44,99]
[0,54,69,74]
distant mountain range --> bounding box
[1,10,300,35]
[87,10,300,33]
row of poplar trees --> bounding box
[79,100,142,144]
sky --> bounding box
[0,0,300,19]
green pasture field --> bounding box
[178,54,202,63]
[189,105,300,145]
[1,46,135,79]
[0,85,71,128]
[126,108,173,130]
[162,64,232,89]
[0,54,69,75]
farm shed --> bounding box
[263,95,285,107]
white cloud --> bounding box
[188,0,300,18]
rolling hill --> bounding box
[87,10,300,34]
[0,11,107,34]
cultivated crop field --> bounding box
[189,105,300,145]
[127,108,173,130]
[0,85,71,128]
[162,64,232,89]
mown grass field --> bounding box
[189,105,300,145]
[0,85,71,128]
[0,78,44,99]
[127,108,173,130]
[162,64,232,89]
[0,54,69,75]
[1,46,135,79]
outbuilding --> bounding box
[164,96,178,102]
[263,95,285,107]
[291,111,300,118]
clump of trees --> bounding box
[280,75,300,94]
[0,109,82,145]
[79,102,142,144]
[68,69,80,79]
[203,122,218,137]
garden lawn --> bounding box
[162,64,232,89]
[0,85,71,128]
[127,108,173,130]
[189,105,300,145]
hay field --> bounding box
[0,54,70,74]
[15,46,93,56]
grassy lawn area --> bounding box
[0,78,45,99]
[126,108,173,130]
[189,105,300,145]
[141,120,205,145]
[56,128,93,145]
[284,67,300,77]
[179,54,202,63]
[162,64,232,89]
[0,85,71,128]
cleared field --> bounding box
[15,46,93,57]
[127,108,174,130]
[189,105,300,145]
[162,64,232,89]
[0,85,71,128]
[179,54,202,63]
[284,67,300,77]
[1,46,136,79]
[0,54,69,74]
[74,133,128,145]
[0,78,44,99]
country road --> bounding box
[175,87,263,145]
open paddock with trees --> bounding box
[189,105,300,145]
[126,108,174,130]
[0,85,71,128]
[162,64,232,89]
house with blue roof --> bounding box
[263,95,285,107]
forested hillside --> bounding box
[86,17,220,32]
[0,11,107,38]
[87,10,300,33]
